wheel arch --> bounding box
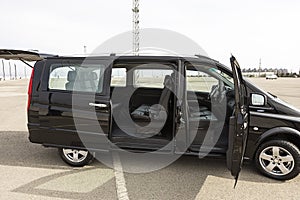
[252,127,300,159]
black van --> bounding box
[1,49,300,181]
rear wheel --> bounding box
[59,148,93,167]
[255,140,300,180]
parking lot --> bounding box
[0,78,299,200]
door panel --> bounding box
[32,58,113,151]
[226,55,249,185]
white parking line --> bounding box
[113,152,130,200]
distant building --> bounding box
[242,68,289,77]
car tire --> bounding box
[255,140,300,180]
[58,148,93,167]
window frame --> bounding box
[185,62,234,93]
[42,58,112,96]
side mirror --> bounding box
[251,93,266,106]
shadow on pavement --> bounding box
[0,131,67,169]
[1,131,286,200]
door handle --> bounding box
[89,103,108,108]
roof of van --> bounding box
[45,54,219,63]
[0,49,221,66]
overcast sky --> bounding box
[0,0,300,73]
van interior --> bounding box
[109,62,176,149]
[109,61,235,152]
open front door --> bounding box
[227,55,249,186]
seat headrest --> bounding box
[171,72,175,81]
[164,75,171,85]
[163,74,174,89]
[67,71,77,82]
[90,72,98,80]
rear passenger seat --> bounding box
[65,71,98,92]
[131,74,174,122]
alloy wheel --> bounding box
[62,148,89,163]
[259,146,295,176]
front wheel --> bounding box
[255,140,300,180]
[59,148,93,167]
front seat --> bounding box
[131,74,174,122]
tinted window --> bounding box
[133,69,173,88]
[186,65,234,92]
[111,68,126,87]
[49,64,105,93]
[186,69,218,92]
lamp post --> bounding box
[14,63,17,79]
[9,62,12,80]
[84,45,87,54]
[1,60,5,81]
[258,58,261,77]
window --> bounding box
[209,68,234,86]
[111,68,126,87]
[186,64,234,93]
[133,69,173,88]
[49,66,74,90]
[49,64,105,93]
[186,69,218,92]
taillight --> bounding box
[27,68,34,111]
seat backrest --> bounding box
[81,71,98,92]
[65,71,77,90]
[159,74,174,113]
